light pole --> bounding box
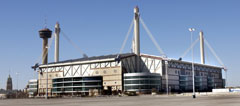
[189,28,196,98]
[16,72,19,98]
[46,68,48,99]
[165,61,169,95]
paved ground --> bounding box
[1,95,240,106]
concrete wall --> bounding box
[212,89,230,93]
[38,71,62,96]
[38,60,122,96]
[92,67,122,91]
[121,55,162,74]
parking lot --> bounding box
[0,94,240,106]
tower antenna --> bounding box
[44,15,47,28]
[9,69,11,76]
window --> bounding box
[95,71,99,74]
[103,70,107,74]
[114,70,117,73]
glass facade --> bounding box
[207,77,215,88]
[124,73,161,93]
[52,76,103,94]
[179,75,209,91]
[167,60,224,92]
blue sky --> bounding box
[0,0,239,89]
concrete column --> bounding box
[39,28,52,64]
[134,6,140,56]
[42,38,48,64]
[134,6,140,72]
[200,31,205,64]
[55,22,60,62]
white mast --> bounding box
[55,22,60,62]
[199,31,205,64]
[134,6,140,72]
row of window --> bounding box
[53,77,102,82]
[53,82,102,87]
[168,61,221,73]
[124,76,160,79]
[124,80,161,85]
[180,76,217,81]
[29,85,38,88]
[180,82,216,87]
[52,87,101,92]
[123,73,161,92]
[173,70,220,78]
[124,85,161,90]
[95,69,118,74]
[52,76,103,93]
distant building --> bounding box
[0,89,7,99]
[0,88,18,98]
[27,79,38,98]
[6,75,12,91]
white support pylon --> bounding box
[134,6,140,56]
[134,6,140,72]
[200,31,205,64]
[55,22,60,62]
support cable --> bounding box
[35,34,55,64]
[205,46,210,64]
[32,34,55,72]
[44,33,55,61]
[140,17,166,57]
[205,38,227,87]
[61,30,88,58]
[204,39,226,69]
[180,37,199,59]
[119,19,134,55]
[115,19,134,62]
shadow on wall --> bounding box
[121,56,151,73]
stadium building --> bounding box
[33,7,225,97]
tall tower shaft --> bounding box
[134,6,140,56]
[134,6,140,72]
[39,28,52,64]
[200,31,205,64]
[55,22,60,62]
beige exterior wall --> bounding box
[91,67,122,91]
[38,71,62,96]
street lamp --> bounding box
[189,28,196,98]
[165,61,169,95]
[46,68,48,99]
[16,72,19,98]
